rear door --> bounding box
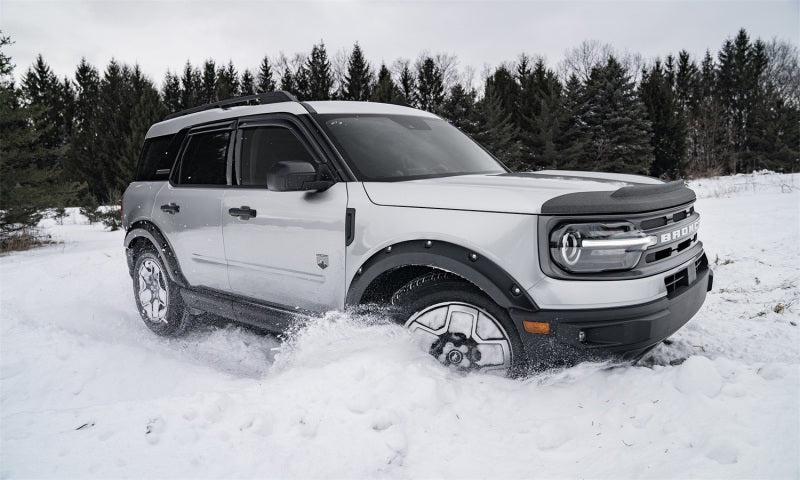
[222,115,348,313]
[152,122,233,291]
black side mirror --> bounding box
[267,161,334,192]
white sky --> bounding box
[2,0,798,87]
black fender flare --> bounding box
[346,240,538,311]
[124,220,188,288]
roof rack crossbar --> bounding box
[163,91,299,121]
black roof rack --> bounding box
[163,91,298,121]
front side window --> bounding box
[238,126,315,186]
[178,130,230,185]
[316,114,506,181]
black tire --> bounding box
[391,271,524,376]
[132,247,192,336]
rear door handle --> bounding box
[160,203,180,214]
[228,206,257,220]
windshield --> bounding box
[316,114,507,181]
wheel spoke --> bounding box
[405,302,511,375]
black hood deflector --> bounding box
[541,180,696,215]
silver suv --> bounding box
[123,92,712,375]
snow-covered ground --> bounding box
[1,172,798,479]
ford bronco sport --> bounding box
[123,91,712,375]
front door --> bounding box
[221,119,348,313]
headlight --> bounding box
[549,222,655,273]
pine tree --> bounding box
[215,61,239,100]
[161,70,182,113]
[240,69,255,95]
[342,43,373,101]
[64,58,101,183]
[438,83,477,133]
[200,59,217,103]
[256,56,276,93]
[556,74,590,169]
[20,55,65,169]
[414,57,444,112]
[0,34,81,239]
[371,64,401,103]
[577,57,654,174]
[516,59,564,170]
[640,60,688,178]
[180,61,202,109]
[397,63,415,106]
[305,42,334,100]
[473,85,522,169]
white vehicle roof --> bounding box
[146,100,437,139]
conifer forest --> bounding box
[1,29,798,238]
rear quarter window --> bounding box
[135,134,178,181]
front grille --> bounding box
[639,204,699,266]
[664,268,689,295]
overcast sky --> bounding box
[2,0,798,86]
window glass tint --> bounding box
[135,134,175,181]
[317,114,505,181]
[178,130,230,185]
[239,126,315,186]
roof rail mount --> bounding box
[163,91,299,121]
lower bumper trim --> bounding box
[510,266,711,367]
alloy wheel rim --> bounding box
[405,302,512,374]
[137,258,169,323]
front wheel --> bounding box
[391,272,522,376]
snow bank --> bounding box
[1,174,798,478]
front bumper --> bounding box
[510,254,712,368]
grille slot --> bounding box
[664,268,689,295]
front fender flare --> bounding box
[346,240,538,311]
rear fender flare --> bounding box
[124,221,188,288]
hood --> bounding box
[362,170,664,215]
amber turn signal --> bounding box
[522,321,550,334]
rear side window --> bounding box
[238,126,315,186]
[135,134,176,181]
[177,130,231,185]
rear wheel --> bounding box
[391,272,522,376]
[132,247,192,336]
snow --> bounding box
[1,172,798,478]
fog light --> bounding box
[578,330,586,343]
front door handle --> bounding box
[228,206,257,220]
[160,203,180,214]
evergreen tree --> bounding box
[20,55,66,169]
[256,56,276,93]
[371,64,401,103]
[576,57,654,174]
[414,57,444,112]
[342,43,373,101]
[516,59,564,170]
[200,59,217,103]
[215,61,239,100]
[161,70,182,113]
[473,84,522,169]
[640,60,688,178]
[240,69,255,95]
[438,83,477,133]
[180,61,202,108]
[305,42,334,100]
[556,74,590,169]
[0,34,81,238]
[280,68,295,96]
[65,58,101,183]
[397,63,415,106]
